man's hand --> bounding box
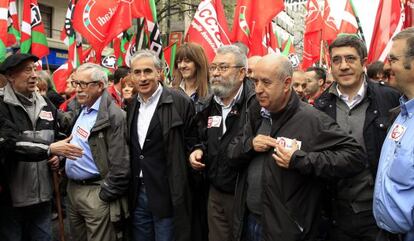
[49,135,83,160]
[252,135,277,152]
[48,156,60,171]
[273,139,299,168]
[189,149,205,170]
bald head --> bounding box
[256,55,293,81]
[247,56,262,78]
[253,55,293,113]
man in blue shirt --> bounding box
[65,63,130,241]
[373,27,414,241]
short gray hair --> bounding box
[76,63,108,87]
[130,49,162,69]
[216,45,247,68]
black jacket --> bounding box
[314,79,400,176]
[195,80,256,193]
[127,87,197,241]
[0,84,62,207]
[228,91,366,241]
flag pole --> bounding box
[319,31,323,67]
[45,55,51,73]
[350,0,366,42]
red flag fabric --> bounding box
[52,63,68,94]
[339,0,358,34]
[367,0,404,63]
[185,0,231,62]
[7,0,20,47]
[322,0,338,43]
[0,0,9,61]
[302,0,322,69]
[82,47,97,63]
[265,22,280,54]
[404,0,414,28]
[20,0,49,59]
[231,0,284,56]
[72,0,132,60]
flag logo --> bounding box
[30,4,41,27]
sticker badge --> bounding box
[389,124,406,142]
[275,137,302,150]
[207,116,222,128]
[39,111,54,121]
[76,126,89,140]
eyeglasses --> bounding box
[331,55,359,65]
[208,65,244,73]
[71,80,100,89]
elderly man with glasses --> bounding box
[65,63,130,241]
[314,35,400,240]
[189,45,256,241]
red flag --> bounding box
[20,0,49,59]
[7,0,20,47]
[0,0,9,61]
[72,0,132,60]
[403,0,414,28]
[185,0,231,62]
[265,22,281,54]
[322,0,338,43]
[302,0,322,69]
[339,0,358,34]
[52,63,68,94]
[231,0,284,56]
[367,0,404,63]
[82,47,97,63]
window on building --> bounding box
[39,4,53,38]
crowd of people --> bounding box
[0,27,413,241]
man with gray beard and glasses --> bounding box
[189,45,256,241]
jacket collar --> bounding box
[91,90,114,132]
[2,83,47,110]
[269,90,300,136]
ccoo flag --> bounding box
[185,0,231,62]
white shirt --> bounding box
[137,84,163,149]
[336,80,367,109]
[213,84,244,134]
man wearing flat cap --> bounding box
[0,53,83,241]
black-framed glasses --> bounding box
[71,80,100,89]
[331,55,359,65]
[209,65,244,73]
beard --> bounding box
[210,75,239,99]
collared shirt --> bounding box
[213,83,244,134]
[137,83,163,149]
[336,79,367,109]
[65,96,102,180]
[179,81,198,101]
[373,96,414,241]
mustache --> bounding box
[77,93,88,98]
[211,77,223,83]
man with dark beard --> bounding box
[189,45,256,241]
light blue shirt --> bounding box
[65,97,102,180]
[373,96,414,241]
